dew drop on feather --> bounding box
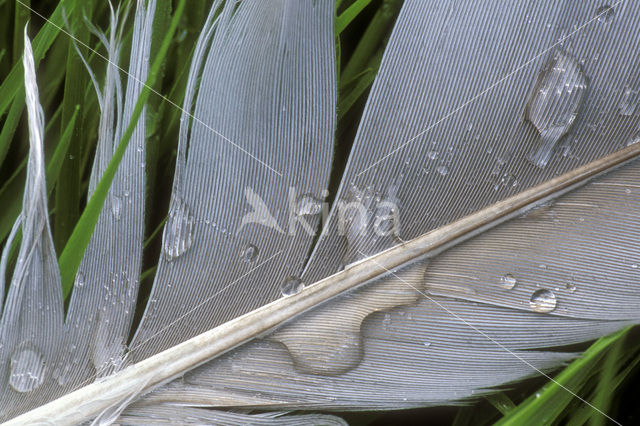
[162,197,194,262]
[9,346,46,392]
[529,289,557,313]
[500,274,517,290]
[524,51,587,168]
[281,276,305,297]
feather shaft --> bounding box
[8,142,640,425]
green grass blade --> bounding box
[58,0,187,297]
[54,3,93,252]
[495,328,631,426]
[0,0,80,117]
[335,0,373,34]
[46,106,79,195]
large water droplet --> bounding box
[529,289,557,313]
[618,85,639,116]
[241,244,258,262]
[9,347,46,392]
[596,5,615,23]
[524,51,587,168]
[281,276,305,297]
[500,274,517,290]
[162,197,194,262]
[295,194,322,216]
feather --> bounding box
[2,0,640,424]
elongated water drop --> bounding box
[295,194,322,216]
[162,197,194,262]
[9,346,46,392]
[618,85,639,116]
[241,243,258,262]
[529,289,557,313]
[111,195,122,220]
[524,51,587,168]
[281,276,304,297]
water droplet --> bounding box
[618,85,639,116]
[75,272,85,288]
[632,263,638,269]
[596,5,615,23]
[427,151,438,160]
[627,129,640,146]
[436,165,449,176]
[9,347,46,392]
[566,282,577,293]
[500,274,517,290]
[295,194,322,216]
[529,289,557,313]
[525,51,587,168]
[281,276,305,297]
[382,313,391,330]
[241,244,258,262]
[111,195,122,220]
[423,342,432,348]
[162,197,194,262]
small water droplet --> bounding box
[281,276,305,297]
[566,282,577,293]
[382,313,391,330]
[423,342,432,348]
[619,85,639,116]
[75,272,85,288]
[596,5,615,23]
[427,151,438,160]
[436,165,449,176]
[525,51,587,168]
[111,195,122,220]
[241,244,258,262]
[162,197,194,262]
[529,289,557,313]
[632,263,638,269]
[539,263,547,269]
[500,274,517,290]
[295,194,322,216]
[627,129,640,146]
[9,346,46,392]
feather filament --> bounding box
[0,26,64,418]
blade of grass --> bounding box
[0,0,81,117]
[588,332,627,426]
[335,0,373,34]
[486,392,517,416]
[54,2,94,252]
[340,0,400,85]
[0,104,74,242]
[58,0,187,297]
[495,327,631,426]
[12,0,29,64]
